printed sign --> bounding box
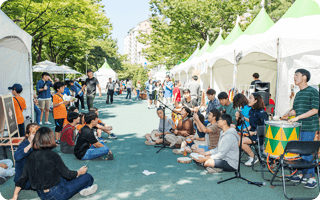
[0,94,18,137]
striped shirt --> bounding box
[293,86,319,132]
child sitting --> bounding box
[60,112,80,154]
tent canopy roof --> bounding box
[100,61,112,70]
[244,8,274,35]
[223,21,243,45]
[282,0,320,19]
[208,31,225,53]
[195,37,210,57]
[186,43,200,62]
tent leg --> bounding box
[275,38,281,116]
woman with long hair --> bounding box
[240,93,268,166]
[11,127,97,200]
[233,93,251,131]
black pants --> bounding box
[107,89,114,104]
[75,95,85,110]
[87,95,95,111]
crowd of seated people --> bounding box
[144,81,272,174]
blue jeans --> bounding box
[299,131,316,177]
[37,173,94,200]
[126,88,131,99]
[34,104,41,125]
[136,90,140,100]
[81,141,110,160]
[18,123,25,137]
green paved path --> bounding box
[1,93,319,200]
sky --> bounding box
[101,0,152,55]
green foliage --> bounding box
[2,0,121,76]
[139,0,295,69]
[118,63,149,90]
[241,0,295,30]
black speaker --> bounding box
[255,82,270,106]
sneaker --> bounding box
[145,141,156,146]
[291,175,307,184]
[44,121,52,125]
[172,149,184,154]
[148,107,151,109]
[305,178,317,189]
[98,137,107,143]
[109,133,117,139]
[55,140,61,145]
[244,157,259,166]
[206,167,223,174]
[39,122,43,125]
[80,184,98,196]
[0,177,6,185]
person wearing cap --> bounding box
[189,75,201,102]
[8,84,27,137]
[70,80,85,110]
[106,78,116,104]
[36,72,54,125]
[79,69,101,110]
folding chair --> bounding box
[270,141,320,200]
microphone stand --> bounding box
[154,100,179,153]
[217,111,260,187]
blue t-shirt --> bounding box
[164,81,173,97]
[63,87,70,96]
[36,79,53,99]
[249,109,268,132]
[70,81,83,97]
[237,105,251,130]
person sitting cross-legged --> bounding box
[0,159,15,186]
[145,108,175,145]
[11,127,98,200]
[192,114,240,174]
[165,107,194,148]
[60,112,80,154]
[89,107,117,140]
[74,112,113,160]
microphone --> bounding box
[248,181,266,186]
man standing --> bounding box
[70,80,85,110]
[36,72,54,125]
[163,75,173,107]
[80,69,102,110]
[189,75,201,102]
[250,73,261,86]
[205,89,220,120]
[106,78,115,104]
[283,69,319,189]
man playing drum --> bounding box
[282,69,319,189]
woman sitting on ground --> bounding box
[238,93,268,166]
[60,112,80,154]
[11,127,97,200]
[165,107,194,148]
[145,108,175,145]
[191,114,240,174]
[172,112,206,154]
[14,123,40,190]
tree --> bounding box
[118,63,148,89]
[138,0,258,69]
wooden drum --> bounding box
[177,157,192,164]
[264,121,301,159]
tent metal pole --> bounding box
[210,67,213,89]
[179,72,181,81]
[233,50,237,88]
[275,38,281,116]
[29,53,34,121]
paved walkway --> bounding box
[1,93,319,199]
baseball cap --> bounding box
[8,84,23,92]
[87,69,93,73]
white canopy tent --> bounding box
[0,9,33,118]
[94,61,118,92]
[239,0,320,116]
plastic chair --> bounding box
[270,141,320,200]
